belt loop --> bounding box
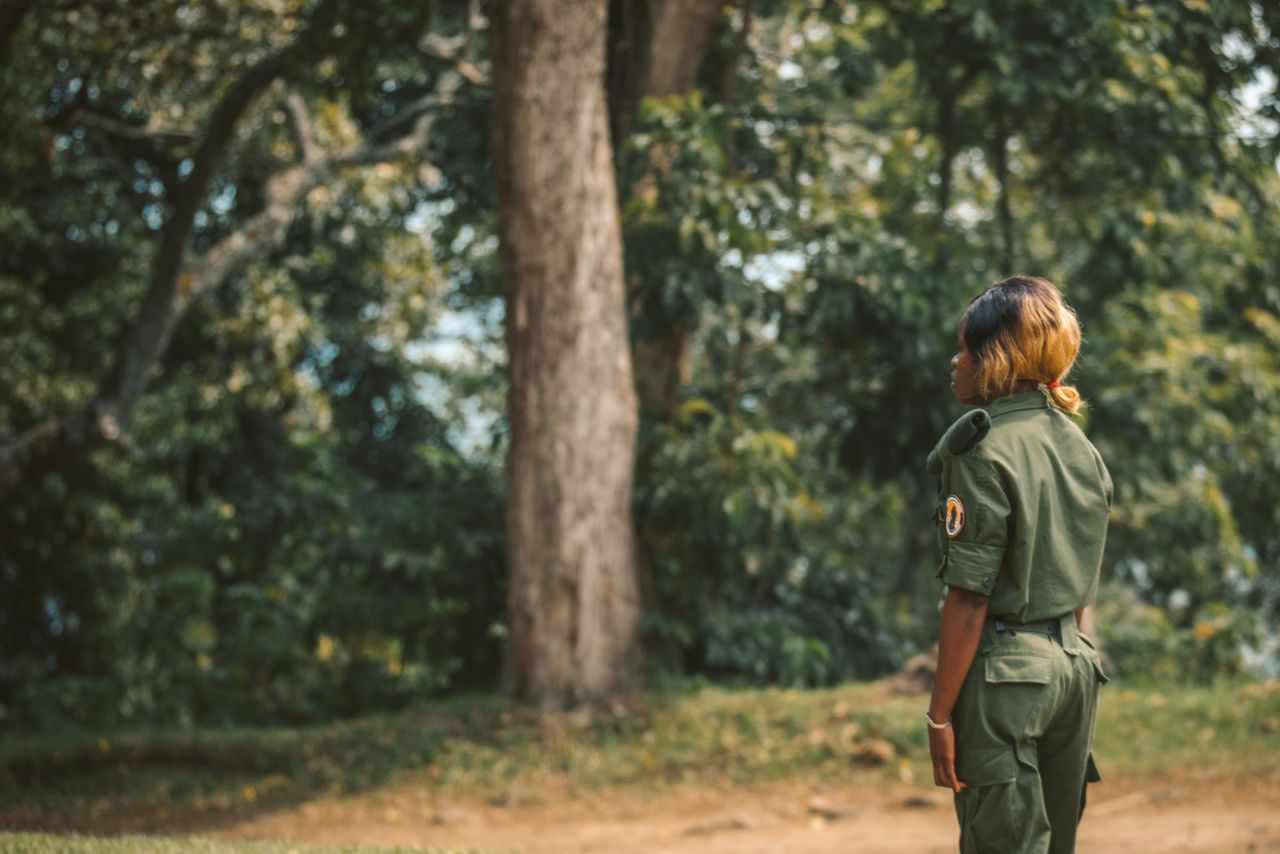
[980,618,998,653]
[1060,611,1080,653]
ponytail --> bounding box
[1047,381,1084,415]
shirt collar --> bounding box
[987,386,1052,418]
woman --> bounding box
[925,276,1112,854]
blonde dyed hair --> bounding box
[960,276,1084,415]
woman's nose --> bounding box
[950,353,960,368]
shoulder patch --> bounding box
[944,409,991,456]
[944,495,966,537]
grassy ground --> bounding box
[0,835,472,853]
[2,677,1277,849]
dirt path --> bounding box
[208,770,1280,853]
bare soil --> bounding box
[206,769,1280,853]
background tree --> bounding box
[491,0,642,709]
[0,0,505,727]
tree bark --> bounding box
[644,0,726,97]
[605,0,652,150]
[606,0,727,149]
[492,0,642,709]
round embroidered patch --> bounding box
[944,495,966,538]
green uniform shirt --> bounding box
[927,387,1113,622]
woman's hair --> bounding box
[960,275,1084,414]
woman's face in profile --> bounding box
[950,343,982,406]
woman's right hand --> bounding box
[929,720,968,793]
[929,586,989,793]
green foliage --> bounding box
[0,1,507,730]
[2,0,1278,734]
[705,611,835,686]
[622,0,1280,684]
[1094,583,1182,683]
[638,398,906,686]
[1098,584,1264,683]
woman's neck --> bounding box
[979,380,1040,405]
[1010,379,1041,395]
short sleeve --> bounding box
[938,451,1011,596]
[1100,455,1114,510]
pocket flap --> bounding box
[985,655,1053,684]
[1090,655,1110,684]
[1077,632,1111,683]
[957,748,1019,787]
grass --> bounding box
[1091,678,1280,775]
[2,676,1277,850]
[0,835,473,853]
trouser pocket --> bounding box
[954,753,1047,854]
[952,648,1058,853]
[955,652,1055,771]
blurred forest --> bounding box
[2,0,1279,731]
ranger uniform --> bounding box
[927,386,1113,854]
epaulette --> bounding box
[942,408,991,456]
[926,408,992,477]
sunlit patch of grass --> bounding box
[1092,678,1280,776]
[423,680,929,794]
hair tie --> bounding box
[1046,378,1062,390]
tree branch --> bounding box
[54,106,193,186]
[0,4,488,499]
[422,30,488,85]
[0,0,343,496]
[110,46,305,420]
[106,0,347,424]
[169,74,460,347]
[284,92,320,164]
[72,108,197,149]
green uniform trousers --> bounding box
[950,612,1108,854]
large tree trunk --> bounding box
[606,0,732,419]
[492,0,641,709]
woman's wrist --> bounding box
[928,697,953,723]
